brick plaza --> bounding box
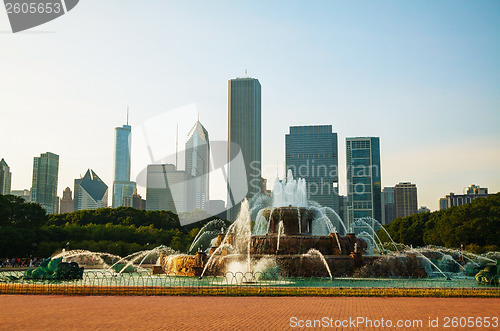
[1,295,499,330]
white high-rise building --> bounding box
[75,169,108,210]
[185,120,210,212]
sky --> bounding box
[0,0,499,211]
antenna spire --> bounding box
[126,106,129,125]
[245,69,247,77]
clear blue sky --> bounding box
[1,1,499,211]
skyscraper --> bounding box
[59,187,74,214]
[112,123,136,208]
[346,137,381,228]
[31,152,59,214]
[146,164,187,212]
[0,158,12,195]
[227,77,261,221]
[382,187,396,225]
[338,195,348,233]
[394,182,418,218]
[74,176,82,211]
[185,120,210,212]
[74,169,108,210]
[286,125,339,213]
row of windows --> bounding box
[348,140,371,149]
[353,201,372,209]
[287,153,336,158]
[290,125,332,134]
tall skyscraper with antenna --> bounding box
[112,109,136,208]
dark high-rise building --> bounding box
[346,137,381,228]
[394,182,418,218]
[338,195,348,233]
[59,187,74,213]
[382,187,396,225]
[74,176,82,211]
[146,164,187,212]
[74,169,108,210]
[0,158,12,195]
[227,77,261,221]
[31,152,59,214]
[185,120,210,212]
[112,123,136,208]
[286,125,339,213]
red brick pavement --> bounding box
[0,295,499,330]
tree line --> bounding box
[0,194,226,258]
[381,193,500,253]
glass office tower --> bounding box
[285,125,339,213]
[146,164,187,213]
[31,152,59,214]
[227,77,261,221]
[112,124,136,208]
[382,187,396,225]
[346,137,381,228]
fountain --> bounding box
[29,172,492,285]
[158,170,373,278]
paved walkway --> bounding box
[0,295,499,330]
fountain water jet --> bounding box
[303,249,333,280]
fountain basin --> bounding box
[250,234,366,256]
[262,207,314,235]
[158,253,381,278]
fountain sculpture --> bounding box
[156,170,374,278]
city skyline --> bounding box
[1,2,499,211]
